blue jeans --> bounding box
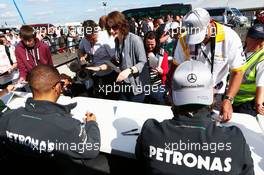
[145,85,166,105]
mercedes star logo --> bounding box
[187,73,197,83]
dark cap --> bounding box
[247,24,264,39]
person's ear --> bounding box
[207,25,212,37]
[260,40,264,48]
[54,83,62,95]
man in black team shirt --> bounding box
[136,60,254,175]
[0,65,100,174]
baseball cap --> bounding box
[172,60,213,106]
[182,8,210,45]
[247,24,264,39]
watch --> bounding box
[129,67,134,74]
[223,95,234,104]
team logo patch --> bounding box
[187,73,197,83]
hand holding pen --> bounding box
[121,128,140,136]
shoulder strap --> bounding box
[214,22,225,43]
[5,46,13,65]
[243,49,264,72]
[194,44,201,60]
[179,35,190,60]
[257,49,264,63]
[210,36,216,73]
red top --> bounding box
[160,51,169,85]
[15,39,53,80]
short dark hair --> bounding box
[82,20,99,37]
[0,34,6,45]
[19,25,36,40]
[99,16,107,30]
[29,65,60,94]
[106,11,129,37]
[144,31,161,54]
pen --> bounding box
[121,128,138,134]
[122,133,140,136]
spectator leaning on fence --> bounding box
[0,65,100,174]
[136,60,254,175]
[233,24,264,116]
[15,25,53,82]
[173,8,246,122]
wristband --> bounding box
[223,95,234,104]
[129,67,134,74]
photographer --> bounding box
[60,73,88,97]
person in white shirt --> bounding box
[0,34,18,88]
[173,8,246,122]
[148,17,154,31]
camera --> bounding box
[77,69,92,80]
[85,53,94,63]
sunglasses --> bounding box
[52,80,65,88]
[110,25,119,30]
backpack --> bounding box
[4,46,13,66]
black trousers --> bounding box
[0,81,12,89]
[233,99,258,116]
[0,152,140,175]
[92,72,118,100]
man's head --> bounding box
[157,17,164,25]
[0,34,7,45]
[29,65,62,102]
[144,31,159,53]
[19,25,36,48]
[172,60,213,110]
[82,20,99,44]
[245,24,264,52]
[106,11,129,38]
[256,10,264,24]
[182,8,211,45]
[99,15,107,30]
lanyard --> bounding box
[194,37,216,73]
[116,38,125,65]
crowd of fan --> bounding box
[0,8,263,175]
